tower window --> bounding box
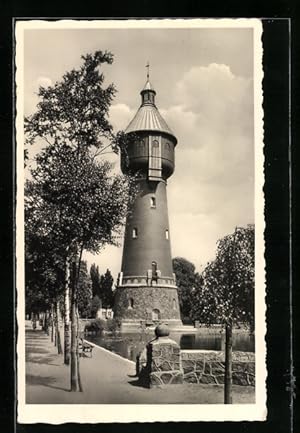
[165,229,169,240]
[152,308,160,321]
[128,298,134,309]
[132,228,138,238]
[172,298,176,310]
[150,197,156,208]
[136,140,145,155]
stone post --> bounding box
[145,325,183,387]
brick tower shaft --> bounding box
[121,179,173,280]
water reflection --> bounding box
[87,330,255,363]
[179,332,255,352]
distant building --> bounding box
[96,308,114,320]
[113,68,182,330]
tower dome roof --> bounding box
[125,78,177,143]
[125,104,176,140]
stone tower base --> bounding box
[113,285,183,330]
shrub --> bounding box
[105,318,120,333]
[83,318,120,335]
[84,318,104,334]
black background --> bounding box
[0,2,297,433]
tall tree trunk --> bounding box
[53,305,57,346]
[55,300,63,355]
[70,284,81,390]
[42,312,46,332]
[44,310,49,335]
[70,248,84,392]
[50,304,54,342]
[224,323,233,404]
[64,257,71,365]
[76,306,83,391]
[70,260,80,391]
[46,314,49,335]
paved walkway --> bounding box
[25,323,255,404]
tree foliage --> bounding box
[27,143,131,256]
[25,51,117,152]
[90,263,101,298]
[89,264,114,310]
[24,50,136,391]
[89,295,102,318]
[191,225,255,329]
[25,195,65,314]
[99,269,114,308]
[76,261,93,317]
[173,257,200,320]
[25,51,136,260]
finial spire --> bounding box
[141,63,156,104]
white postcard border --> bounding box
[16,18,266,423]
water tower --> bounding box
[114,67,182,329]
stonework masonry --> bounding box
[137,337,255,388]
[181,350,255,386]
[149,338,183,386]
[113,286,182,327]
[138,336,183,387]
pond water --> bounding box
[87,330,255,363]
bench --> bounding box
[78,338,94,358]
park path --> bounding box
[25,322,255,404]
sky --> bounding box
[22,22,255,282]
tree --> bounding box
[173,257,198,322]
[25,183,66,351]
[191,225,254,403]
[99,269,114,308]
[89,295,102,318]
[26,140,131,390]
[25,51,117,154]
[25,238,64,350]
[77,261,93,318]
[90,265,114,308]
[90,263,101,298]
[24,50,136,391]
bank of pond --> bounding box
[83,324,254,363]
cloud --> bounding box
[109,103,134,131]
[164,63,254,268]
[165,63,253,140]
[175,63,252,124]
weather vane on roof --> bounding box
[146,61,150,80]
